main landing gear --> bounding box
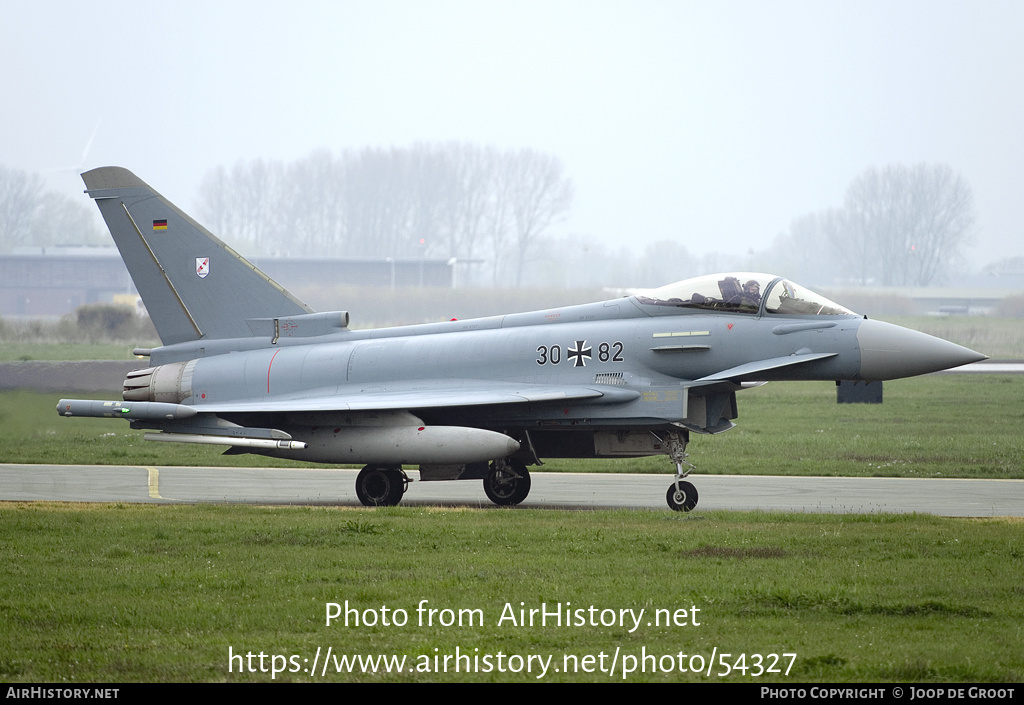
[354,459,532,507]
[355,465,408,507]
[483,458,532,506]
[662,430,699,512]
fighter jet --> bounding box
[57,167,987,511]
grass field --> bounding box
[0,342,150,362]
[1,503,1022,682]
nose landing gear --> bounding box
[661,430,699,512]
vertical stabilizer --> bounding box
[82,167,312,344]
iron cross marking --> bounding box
[568,340,592,368]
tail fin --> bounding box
[82,167,312,345]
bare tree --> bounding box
[0,166,45,250]
[773,208,843,285]
[196,165,228,238]
[29,191,104,247]
[835,164,975,286]
[486,149,517,284]
[502,149,574,286]
[0,165,104,251]
[448,143,496,263]
[419,142,492,263]
[406,143,451,258]
[636,239,694,287]
[902,164,976,285]
[281,149,346,252]
[233,158,285,253]
[196,159,285,254]
[343,146,419,257]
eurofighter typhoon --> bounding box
[58,167,987,510]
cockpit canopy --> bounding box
[635,273,856,317]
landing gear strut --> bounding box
[355,465,408,506]
[483,458,531,506]
[662,430,699,512]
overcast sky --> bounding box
[3,0,1022,270]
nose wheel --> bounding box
[667,480,698,512]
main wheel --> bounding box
[355,465,405,506]
[483,459,531,506]
[666,481,698,512]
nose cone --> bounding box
[857,319,988,380]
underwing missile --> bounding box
[57,399,198,421]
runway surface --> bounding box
[2,464,1021,516]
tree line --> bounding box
[196,144,574,286]
[0,156,977,289]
